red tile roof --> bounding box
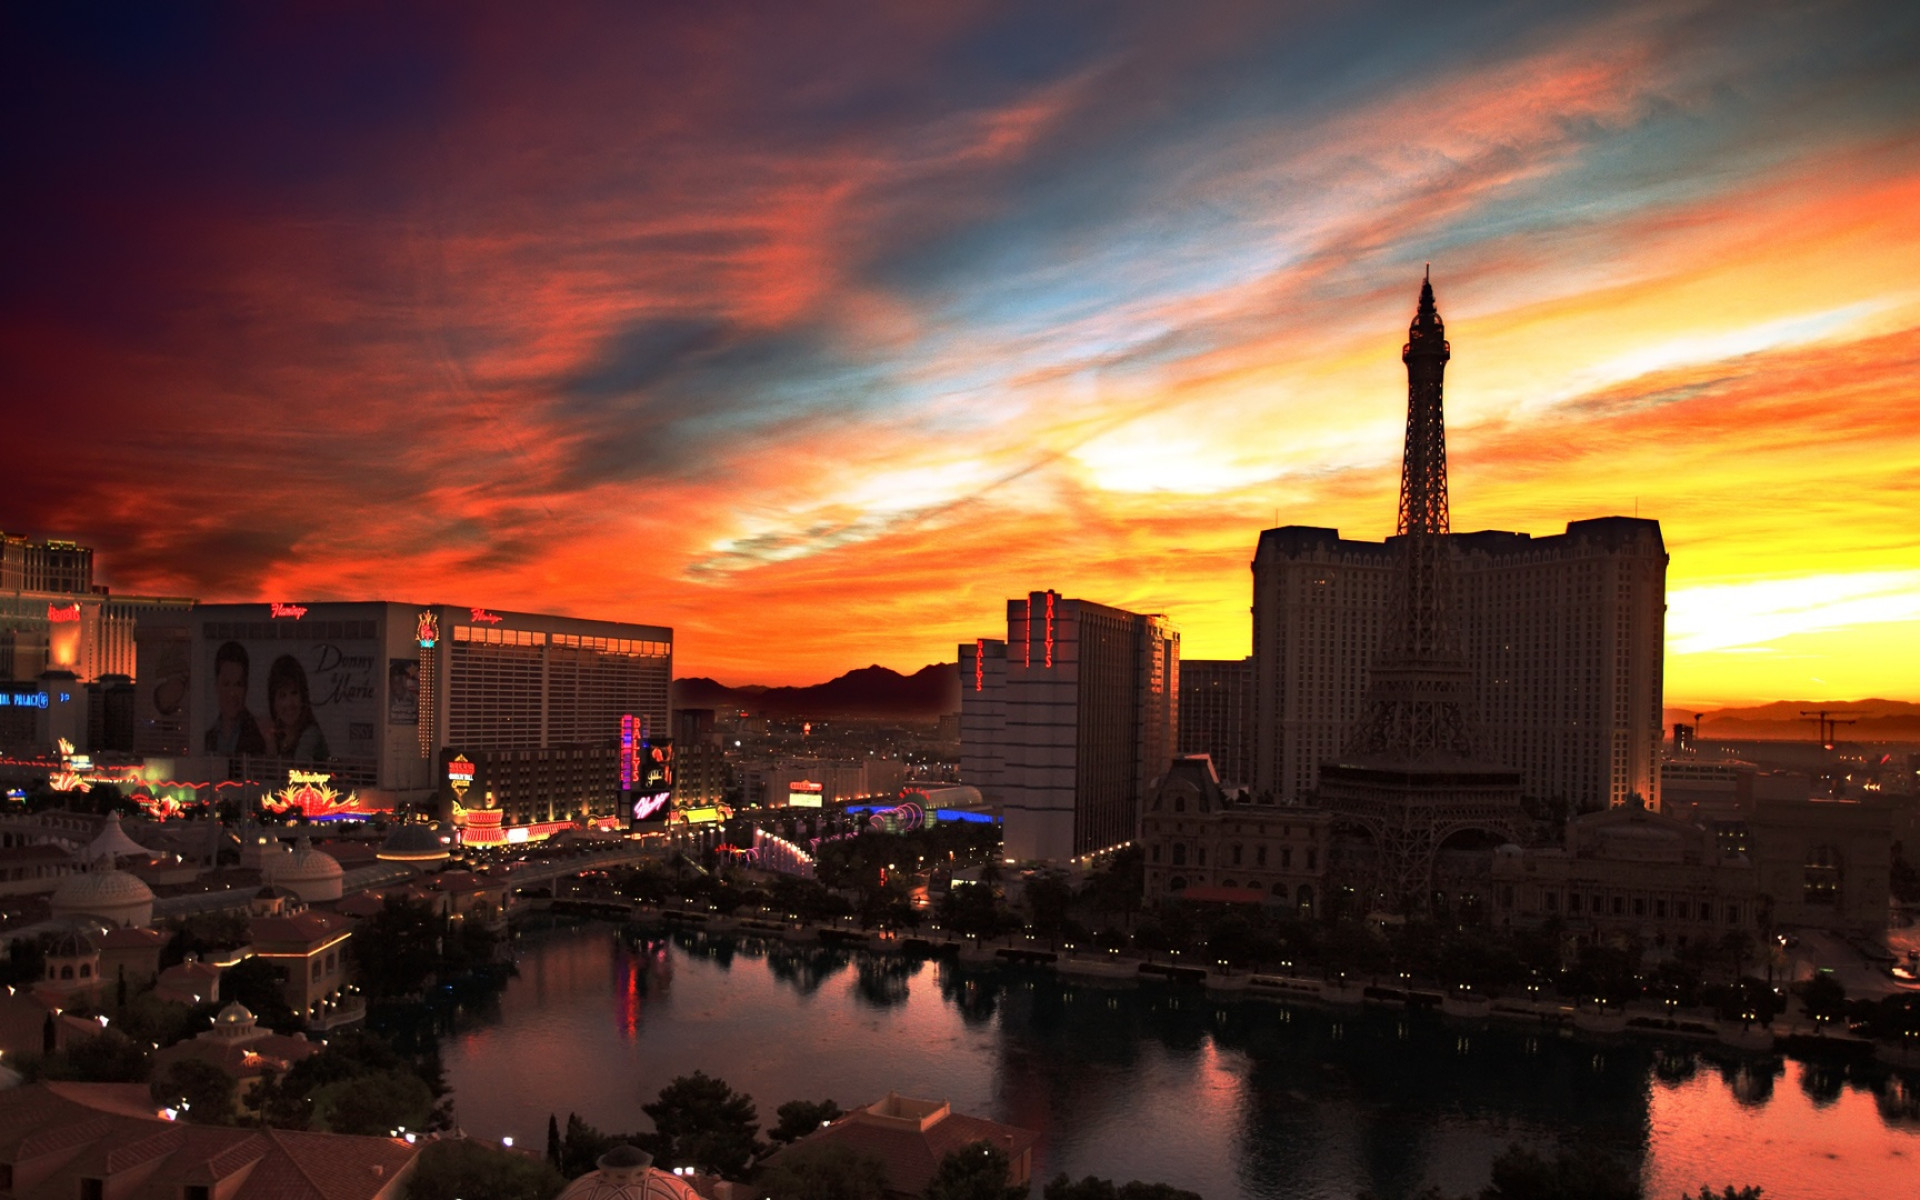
[0,1083,419,1200]
[769,1096,1038,1198]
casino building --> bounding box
[134,601,671,829]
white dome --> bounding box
[554,1150,699,1200]
[51,864,155,928]
[270,838,345,902]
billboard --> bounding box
[201,622,379,782]
[786,780,824,808]
[629,738,673,828]
[388,658,419,725]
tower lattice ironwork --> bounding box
[1345,271,1478,761]
[1319,272,1525,912]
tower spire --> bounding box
[1344,273,1475,758]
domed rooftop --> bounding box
[47,929,98,958]
[51,862,156,927]
[216,1002,255,1025]
[378,823,451,864]
[277,837,345,880]
[552,1147,699,1200]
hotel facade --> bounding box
[1253,517,1667,813]
[134,601,671,827]
[961,590,1178,862]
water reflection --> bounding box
[449,924,1920,1200]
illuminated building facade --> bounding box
[133,601,671,822]
[0,536,194,750]
[1178,657,1254,787]
[1139,754,1330,909]
[960,590,1178,862]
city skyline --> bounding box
[6,4,1918,703]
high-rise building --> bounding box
[1252,284,1666,814]
[1312,274,1525,911]
[134,601,671,826]
[960,590,1178,862]
[1178,658,1254,787]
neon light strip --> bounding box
[1023,599,1031,668]
[974,639,984,692]
[1045,591,1055,669]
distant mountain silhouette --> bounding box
[676,663,961,719]
[1664,699,1920,741]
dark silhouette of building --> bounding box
[1314,275,1526,913]
[1179,657,1254,787]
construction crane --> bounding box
[1800,709,1863,751]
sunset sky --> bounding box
[5,2,1917,703]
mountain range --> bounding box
[1664,699,1920,742]
[675,663,961,720]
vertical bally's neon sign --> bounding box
[974,639,984,692]
[1044,591,1055,669]
[1022,599,1032,668]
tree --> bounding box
[547,1113,563,1169]
[639,1071,760,1177]
[770,1098,843,1144]
[310,1069,436,1136]
[31,1030,151,1083]
[351,897,448,998]
[1680,1189,1762,1200]
[151,1058,236,1122]
[214,957,300,1032]
[758,1144,889,1200]
[404,1139,566,1200]
[1025,873,1074,937]
[922,1141,1022,1200]
[1799,973,1846,1025]
[1479,1144,1640,1200]
[1044,1175,1204,1200]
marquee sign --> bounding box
[262,772,380,820]
[47,603,81,623]
[447,754,475,798]
[416,611,439,648]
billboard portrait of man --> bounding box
[388,658,419,725]
[204,640,267,755]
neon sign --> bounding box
[47,603,81,623]
[632,791,671,821]
[974,639,984,692]
[288,769,331,786]
[468,608,503,625]
[1023,597,1032,668]
[416,611,439,647]
[0,692,49,709]
[270,603,308,620]
[619,715,635,791]
[446,755,474,797]
[1044,591,1055,669]
[262,776,380,820]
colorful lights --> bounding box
[415,611,439,647]
[447,754,475,798]
[975,638,985,692]
[262,770,382,820]
[619,714,636,791]
[468,608,503,624]
[46,603,81,623]
[269,603,308,620]
[1023,598,1032,668]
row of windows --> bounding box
[453,625,670,657]
[1151,841,1319,871]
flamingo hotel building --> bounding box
[132,601,671,834]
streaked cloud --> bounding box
[3,1,1918,698]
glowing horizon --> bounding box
[4,4,1917,702]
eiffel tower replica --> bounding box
[1316,271,1525,914]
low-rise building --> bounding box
[152,1002,322,1112]
[767,1093,1038,1200]
[1138,755,1330,914]
[248,910,353,1026]
[0,1080,418,1200]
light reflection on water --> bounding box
[440,924,1920,1199]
